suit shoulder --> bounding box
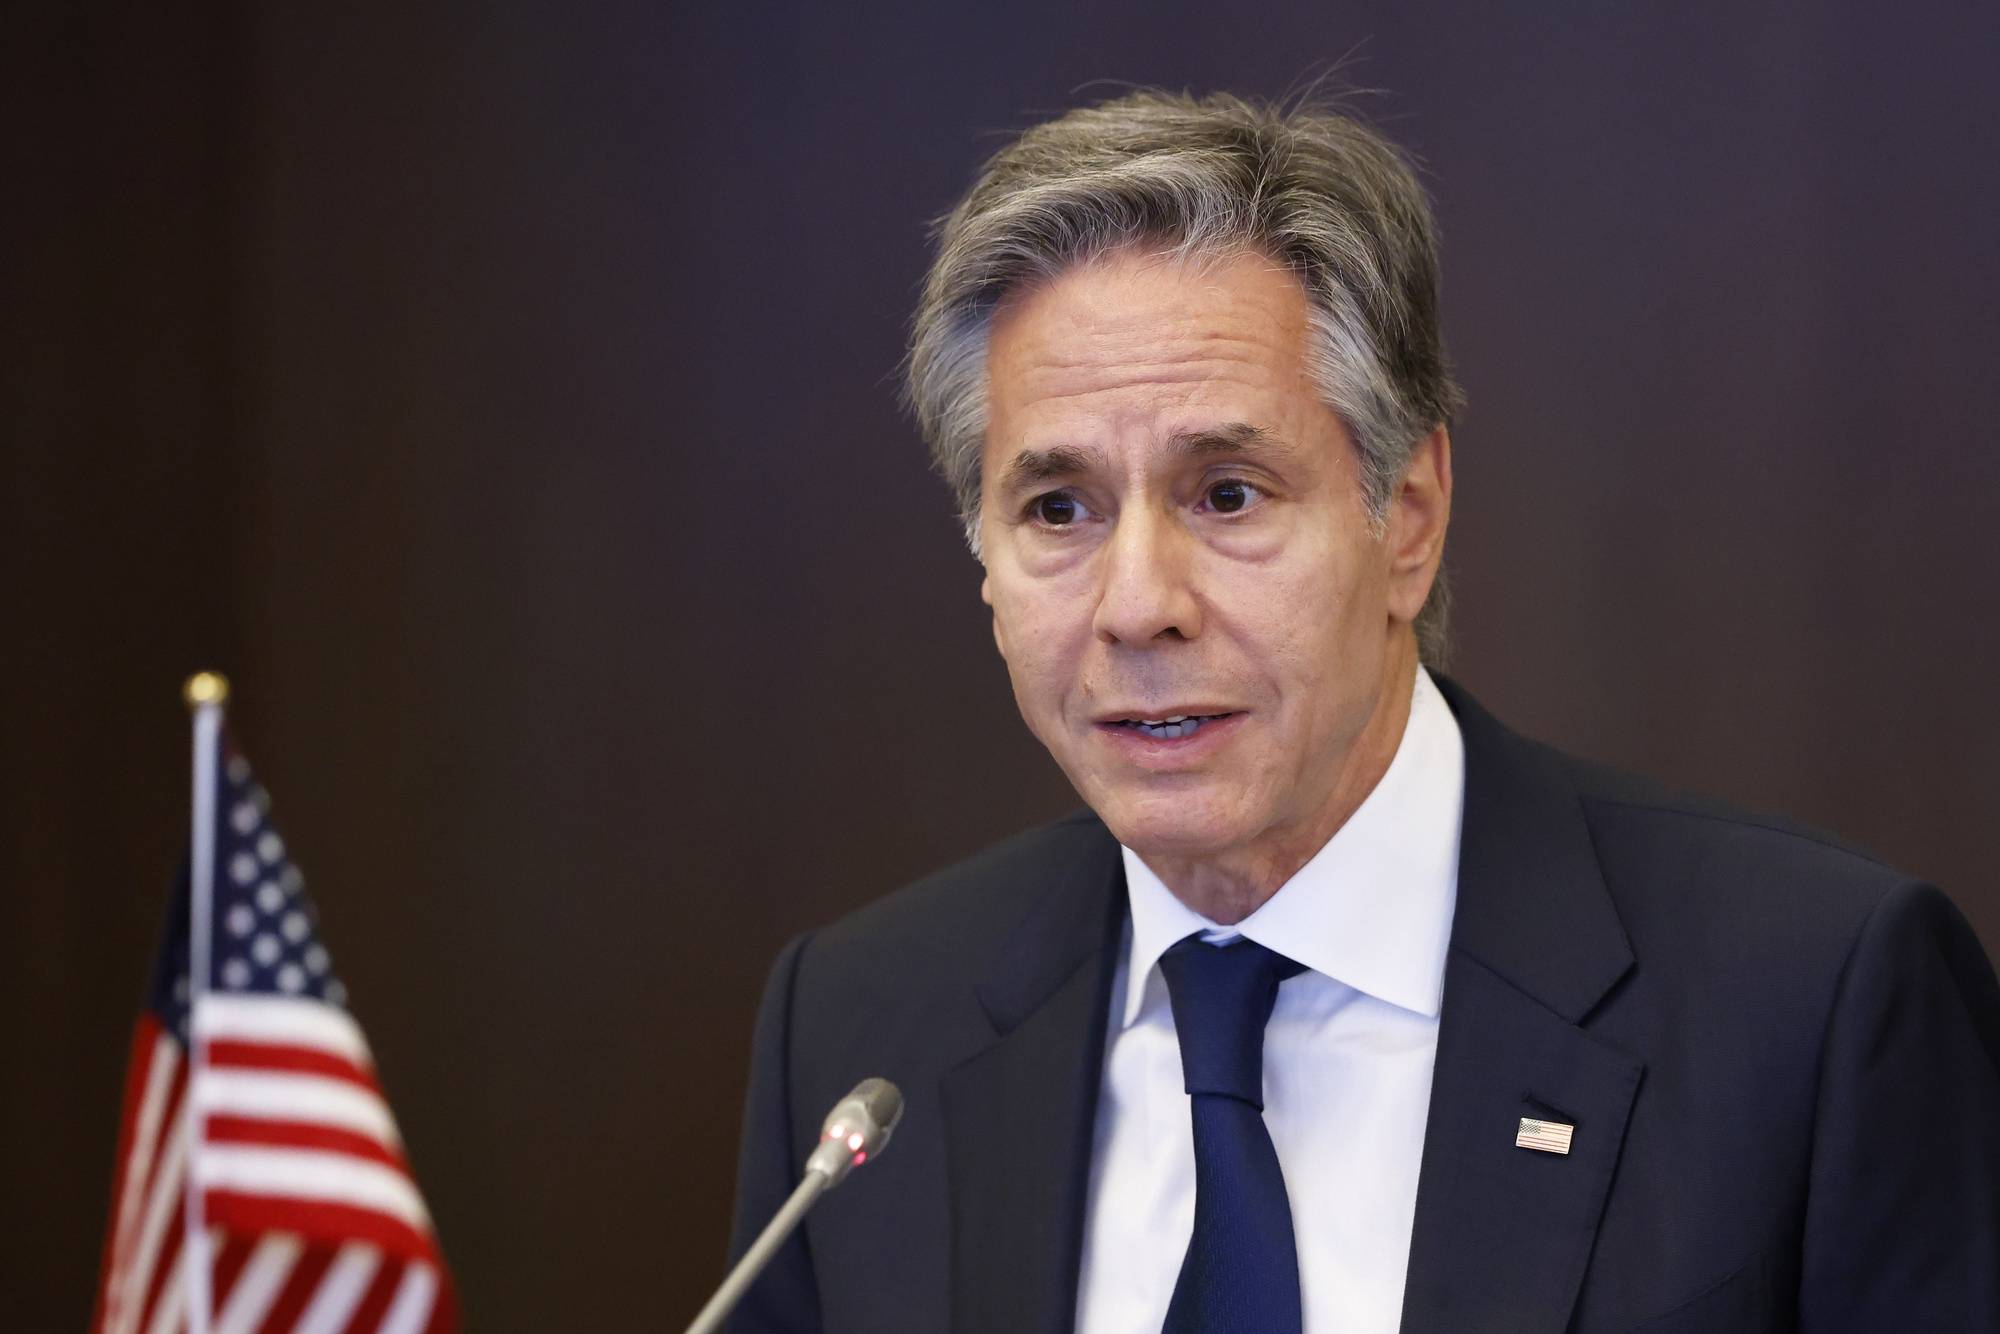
[773,811,1117,1081]
[1562,751,1914,950]
[1570,754,1893,876]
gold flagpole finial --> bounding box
[182,671,231,710]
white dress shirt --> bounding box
[1073,666,1466,1334]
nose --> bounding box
[1091,505,1202,644]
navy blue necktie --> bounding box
[1158,934,1307,1334]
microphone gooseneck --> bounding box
[682,1078,904,1334]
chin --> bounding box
[1091,783,1252,859]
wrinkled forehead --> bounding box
[982,248,1323,457]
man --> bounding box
[725,90,2000,1333]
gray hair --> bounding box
[905,89,1463,664]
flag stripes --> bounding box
[259,1245,334,1330]
[204,1118,408,1172]
[94,730,456,1331]
[294,1247,381,1334]
[96,1007,453,1331]
[197,1070,401,1147]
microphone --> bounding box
[802,1077,903,1186]
[682,1078,905,1334]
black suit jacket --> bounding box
[725,679,2000,1332]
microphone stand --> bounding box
[681,1078,902,1334]
[683,1170,829,1334]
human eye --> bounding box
[1023,489,1097,529]
[1196,477,1265,516]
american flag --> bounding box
[93,735,457,1333]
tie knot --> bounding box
[1158,935,1304,1108]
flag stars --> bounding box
[174,753,354,1017]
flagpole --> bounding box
[182,672,228,1334]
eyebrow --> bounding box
[997,423,1294,498]
[998,442,1106,495]
[1164,422,1297,463]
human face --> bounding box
[978,248,1447,890]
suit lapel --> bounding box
[940,822,1124,1334]
[1400,680,1645,1334]
[1398,952,1643,1334]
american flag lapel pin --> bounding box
[1516,1116,1575,1155]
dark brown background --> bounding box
[7,1,1997,1327]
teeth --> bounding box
[1131,715,1209,740]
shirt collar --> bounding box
[1118,665,1465,1028]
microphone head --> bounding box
[844,1078,904,1141]
[805,1078,905,1187]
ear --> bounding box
[1385,426,1452,626]
[981,572,1010,661]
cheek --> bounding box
[989,579,1083,704]
[1220,537,1376,698]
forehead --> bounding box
[983,247,1318,444]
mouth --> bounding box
[1095,710,1241,741]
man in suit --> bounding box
[725,90,2000,1332]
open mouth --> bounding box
[1107,711,1237,741]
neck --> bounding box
[1141,633,1420,925]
